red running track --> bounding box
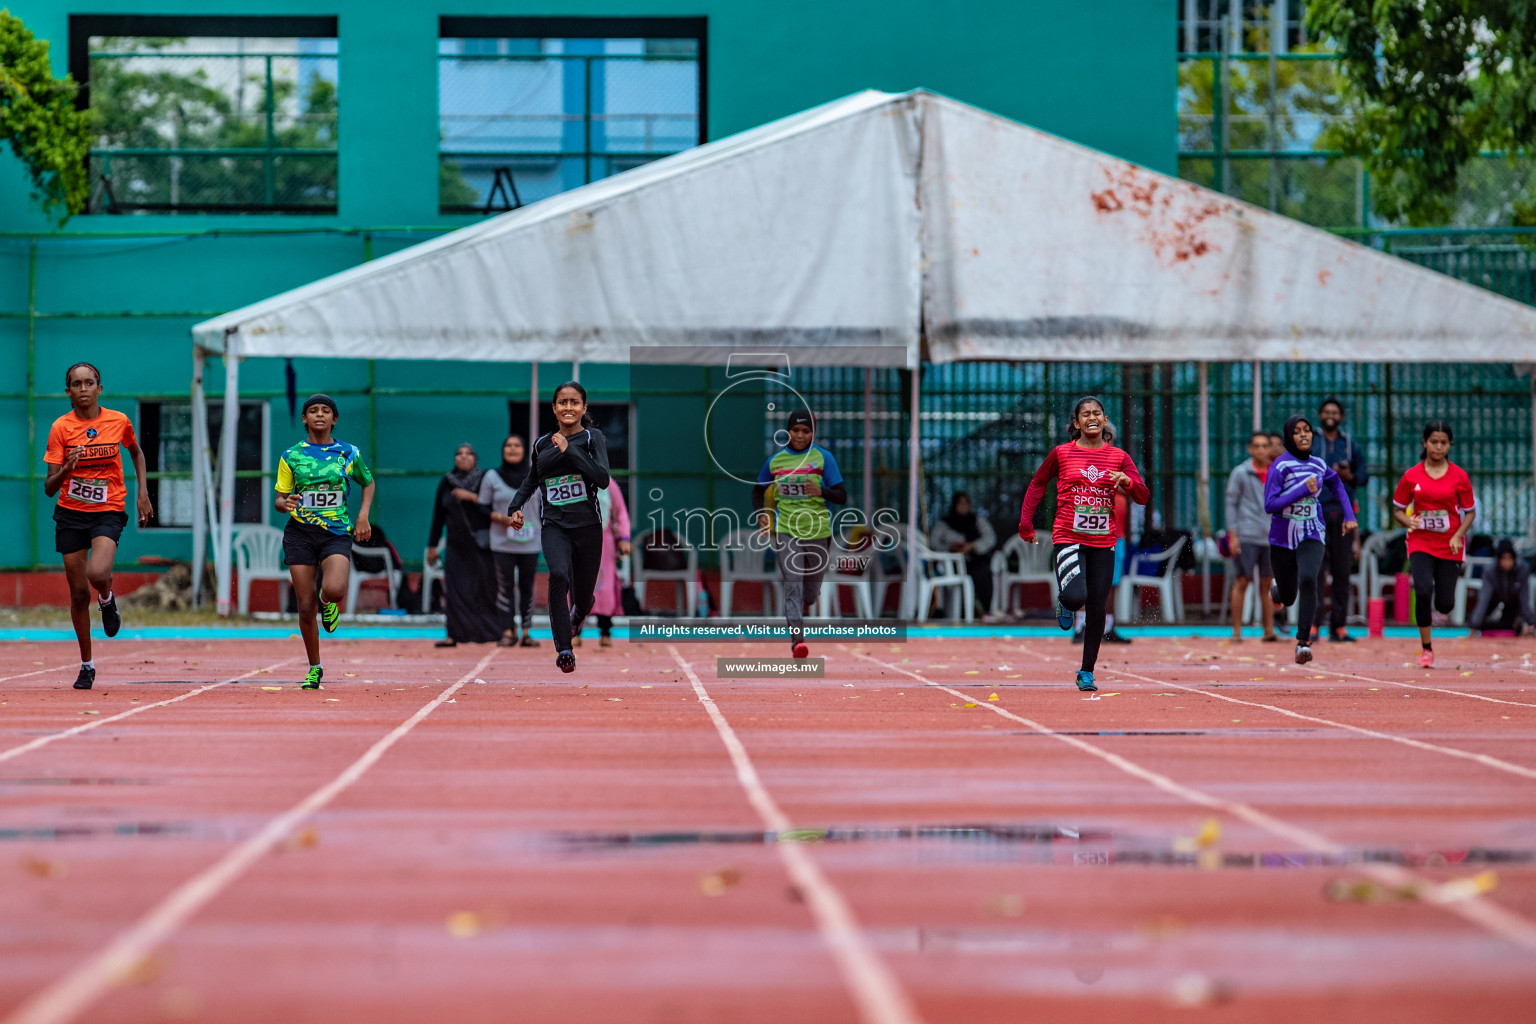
[2,632,1535,1023]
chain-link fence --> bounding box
[88,41,339,213]
[437,40,700,212]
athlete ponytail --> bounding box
[1066,396,1114,444]
[553,380,594,427]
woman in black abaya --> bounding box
[426,443,501,646]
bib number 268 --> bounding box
[67,477,108,504]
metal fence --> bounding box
[437,43,701,213]
[88,46,340,213]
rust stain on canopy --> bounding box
[1090,163,1228,268]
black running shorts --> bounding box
[282,520,354,566]
[54,506,128,555]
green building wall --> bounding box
[0,0,1174,572]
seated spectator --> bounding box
[930,492,996,620]
[1469,539,1533,635]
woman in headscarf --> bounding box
[930,491,996,619]
[1264,415,1355,666]
[481,435,543,647]
[427,442,500,646]
[575,478,632,647]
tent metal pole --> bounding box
[215,336,241,618]
[862,368,874,516]
[1198,361,1212,615]
[190,347,207,607]
[529,362,539,442]
[1252,360,1262,431]
[905,365,921,621]
[571,360,580,383]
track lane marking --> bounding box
[0,656,297,767]
[1301,666,1536,708]
[848,647,1536,951]
[1100,665,1536,783]
[0,643,170,686]
[668,646,923,1024]
[2,648,499,1024]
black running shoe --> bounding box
[100,596,121,638]
[1328,628,1356,643]
[556,650,576,674]
[1102,630,1133,644]
[73,665,95,690]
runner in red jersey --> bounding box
[1018,396,1150,691]
[1391,420,1475,668]
[43,362,154,690]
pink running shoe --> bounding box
[1416,649,1435,669]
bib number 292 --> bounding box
[546,474,588,506]
[1073,506,1110,535]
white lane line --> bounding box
[668,646,923,1024]
[848,648,1536,951]
[2,647,499,1024]
[0,644,168,685]
[1102,665,1536,783]
[1306,666,1536,709]
[0,657,298,767]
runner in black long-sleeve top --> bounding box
[506,381,610,673]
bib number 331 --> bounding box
[546,474,588,506]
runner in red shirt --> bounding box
[1018,396,1150,691]
[1391,420,1475,668]
[43,362,154,690]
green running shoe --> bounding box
[302,666,324,690]
[321,601,340,633]
[1075,670,1098,692]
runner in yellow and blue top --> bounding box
[273,394,375,689]
[752,409,847,658]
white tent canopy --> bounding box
[192,88,1536,615]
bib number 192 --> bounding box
[300,490,343,510]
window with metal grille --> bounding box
[72,15,338,214]
[438,17,705,214]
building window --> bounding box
[438,17,705,214]
[139,400,269,527]
[72,15,339,214]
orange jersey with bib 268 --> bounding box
[45,408,137,513]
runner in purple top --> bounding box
[1263,414,1356,665]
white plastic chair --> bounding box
[232,525,288,618]
[1116,535,1188,624]
[421,546,445,614]
[913,534,974,623]
[817,536,875,618]
[346,543,401,618]
[633,529,698,616]
[1453,555,1495,625]
[1364,529,1406,602]
[717,528,780,617]
[870,524,909,618]
[990,534,1057,617]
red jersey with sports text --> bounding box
[45,408,136,513]
[1392,462,1474,562]
[1018,443,1150,548]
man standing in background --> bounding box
[1314,397,1367,642]
[1225,431,1278,642]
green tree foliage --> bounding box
[90,38,338,210]
[0,10,92,222]
[1308,0,1536,226]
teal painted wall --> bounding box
[0,1,1174,572]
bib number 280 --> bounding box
[546,474,588,506]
